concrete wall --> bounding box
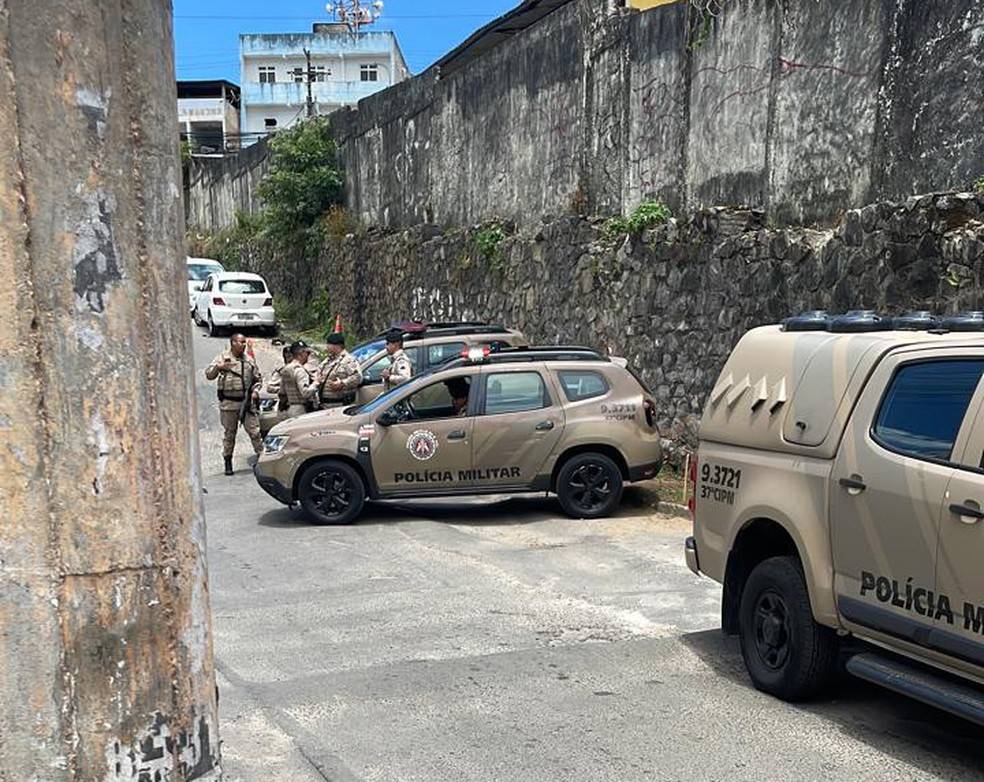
[246,190,984,459]
[331,0,984,229]
[185,136,270,235]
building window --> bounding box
[291,67,304,84]
[264,118,278,129]
[360,64,379,82]
[258,66,276,84]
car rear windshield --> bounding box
[219,279,266,294]
[187,264,221,281]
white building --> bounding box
[177,80,241,153]
[239,24,410,139]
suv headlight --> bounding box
[263,435,289,454]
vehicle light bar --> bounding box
[462,346,492,362]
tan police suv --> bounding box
[254,345,662,524]
[686,309,984,724]
[257,321,528,435]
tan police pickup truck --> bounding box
[686,309,984,724]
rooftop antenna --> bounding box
[325,0,384,33]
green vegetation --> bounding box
[688,0,726,51]
[473,223,507,270]
[258,117,344,246]
[603,199,672,241]
[973,176,984,195]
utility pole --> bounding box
[0,1,220,780]
[304,47,316,118]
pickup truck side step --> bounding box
[846,652,984,726]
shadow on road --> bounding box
[681,629,984,775]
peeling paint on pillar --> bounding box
[0,1,220,779]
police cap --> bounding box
[290,340,312,356]
[384,328,404,345]
[325,332,345,346]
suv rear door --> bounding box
[469,366,564,489]
[831,350,984,652]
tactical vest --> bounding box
[280,364,309,406]
[217,357,252,401]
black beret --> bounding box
[290,340,311,354]
[384,328,404,344]
[325,332,345,345]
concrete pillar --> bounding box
[0,1,220,779]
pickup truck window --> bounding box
[873,360,984,461]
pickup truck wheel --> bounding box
[739,555,838,701]
[298,460,365,525]
[556,452,623,519]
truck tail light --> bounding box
[212,296,226,306]
[263,297,273,306]
[686,454,698,520]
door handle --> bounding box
[949,502,984,524]
[447,430,467,441]
[839,476,866,495]
[535,420,555,431]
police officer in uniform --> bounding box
[205,332,263,475]
[317,333,363,409]
[264,345,294,396]
[381,329,413,391]
[279,340,319,419]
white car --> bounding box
[186,257,224,312]
[192,271,277,336]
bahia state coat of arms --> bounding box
[406,429,439,461]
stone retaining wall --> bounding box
[249,191,984,460]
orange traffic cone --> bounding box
[333,314,343,333]
[246,338,255,360]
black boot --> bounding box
[224,456,233,476]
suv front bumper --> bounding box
[254,463,293,505]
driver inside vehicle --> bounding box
[445,377,470,416]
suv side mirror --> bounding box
[377,409,397,427]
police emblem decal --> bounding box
[406,430,439,461]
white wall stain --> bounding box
[88,411,110,495]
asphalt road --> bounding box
[192,326,984,782]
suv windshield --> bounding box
[347,369,438,416]
[188,263,221,281]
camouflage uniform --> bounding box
[317,349,363,408]
[279,360,319,418]
[205,349,263,457]
[384,348,413,391]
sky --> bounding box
[174,0,520,82]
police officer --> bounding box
[264,345,294,396]
[317,333,363,409]
[445,377,470,416]
[279,340,319,419]
[205,332,263,476]
[381,329,413,391]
